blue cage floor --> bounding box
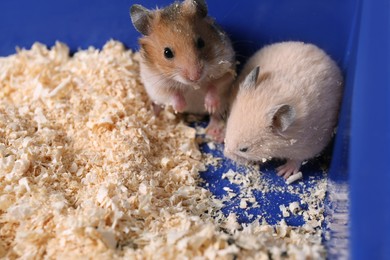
[192,121,328,229]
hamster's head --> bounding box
[130,0,233,86]
[224,67,296,163]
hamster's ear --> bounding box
[183,0,208,17]
[269,104,296,132]
[130,5,153,36]
[240,66,260,91]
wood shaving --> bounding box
[0,41,326,259]
[280,205,291,218]
[207,142,216,150]
[289,201,301,214]
[286,171,303,185]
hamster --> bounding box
[224,41,343,179]
[130,0,236,142]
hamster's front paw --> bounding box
[276,159,302,179]
[206,116,225,143]
[152,102,164,116]
[205,85,220,114]
[172,91,186,113]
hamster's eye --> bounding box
[164,47,174,59]
[196,37,205,49]
[239,147,249,153]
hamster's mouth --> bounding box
[224,150,251,165]
[224,148,271,166]
[173,78,202,90]
[173,72,206,87]
[186,79,206,89]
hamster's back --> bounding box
[241,42,343,118]
[238,41,343,157]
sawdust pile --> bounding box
[0,41,325,259]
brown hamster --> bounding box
[130,0,236,142]
[224,41,343,179]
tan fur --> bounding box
[135,0,235,114]
[224,42,343,168]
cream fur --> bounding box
[225,41,343,165]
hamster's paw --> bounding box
[172,92,186,113]
[206,116,225,143]
[205,85,220,114]
[276,159,302,179]
[152,102,164,116]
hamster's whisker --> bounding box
[147,71,179,87]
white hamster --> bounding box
[224,41,343,179]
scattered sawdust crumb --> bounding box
[280,204,291,218]
[289,201,301,214]
[286,171,303,184]
[207,142,216,150]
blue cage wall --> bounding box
[1,0,389,259]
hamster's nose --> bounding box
[184,66,203,82]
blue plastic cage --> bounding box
[1,0,389,259]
